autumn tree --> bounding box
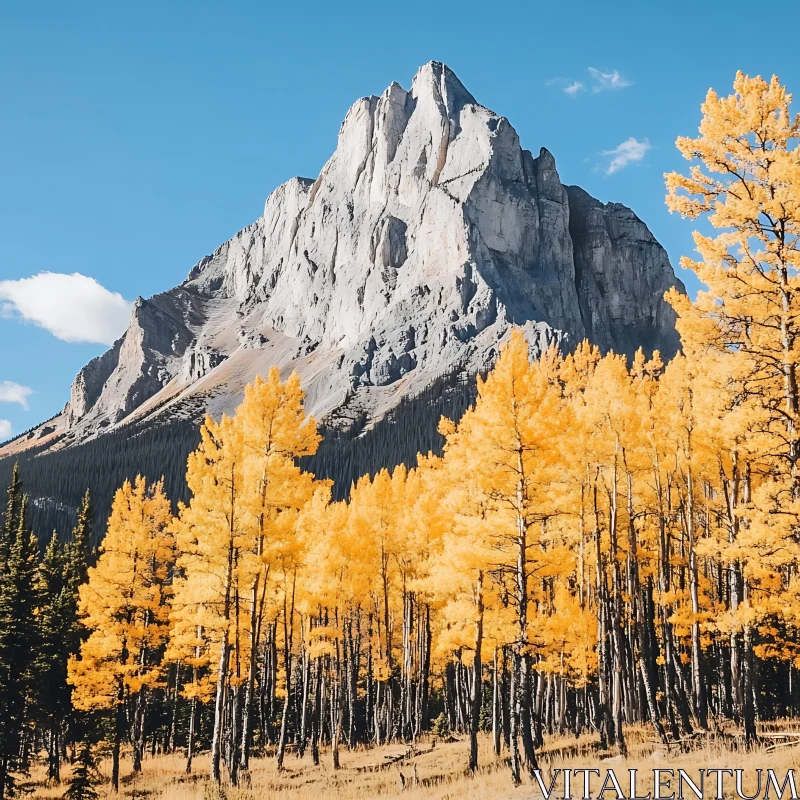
[666,73,800,478]
[435,331,570,781]
[68,477,174,791]
[428,463,493,772]
[666,71,800,743]
[348,467,409,747]
[171,367,319,784]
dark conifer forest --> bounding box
[0,371,477,543]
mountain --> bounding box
[0,62,683,535]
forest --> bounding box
[0,369,479,546]
[0,72,798,799]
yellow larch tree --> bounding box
[348,465,408,746]
[656,354,719,731]
[171,413,244,784]
[435,330,569,782]
[401,455,448,743]
[170,367,319,784]
[298,488,353,770]
[429,448,496,773]
[666,71,800,743]
[68,476,174,791]
[237,370,319,773]
[577,352,639,754]
[666,73,800,486]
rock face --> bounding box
[7,62,683,453]
[566,186,680,356]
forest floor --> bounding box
[25,724,800,800]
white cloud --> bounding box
[0,381,33,410]
[588,67,633,94]
[602,137,652,174]
[0,272,133,345]
[548,68,632,98]
[0,420,11,441]
[546,77,586,96]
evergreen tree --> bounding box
[62,740,100,800]
[34,531,69,784]
[0,464,22,570]
[0,496,40,800]
[66,492,92,586]
[31,492,93,785]
[64,491,92,660]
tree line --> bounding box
[0,371,477,544]
[0,419,201,549]
[0,70,798,795]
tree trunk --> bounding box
[186,696,198,774]
[131,689,147,773]
[520,655,538,772]
[468,572,484,773]
[685,466,708,729]
[594,481,612,749]
[366,615,374,747]
[402,585,413,740]
[349,613,361,746]
[511,441,537,778]
[492,648,501,757]
[47,722,60,784]
[331,635,344,770]
[211,515,236,785]
[168,663,181,755]
[742,579,757,745]
[509,652,521,786]
[276,571,297,770]
[112,681,125,792]
[609,441,628,755]
[298,639,310,758]
[639,660,668,745]
[380,546,394,742]
[311,658,322,765]
[239,586,261,769]
[210,634,230,783]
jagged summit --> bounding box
[2,62,683,456]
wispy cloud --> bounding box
[0,272,133,345]
[0,381,33,410]
[588,67,633,93]
[602,137,652,174]
[548,68,633,97]
[546,77,586,96]
[0,420,11,441]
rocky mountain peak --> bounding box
[2,63,684,457]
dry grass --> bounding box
[25,725,800,800]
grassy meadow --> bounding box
[25,725,800,800]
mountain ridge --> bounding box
[2,61,683,459]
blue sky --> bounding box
[1,0,797,439]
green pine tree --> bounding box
[0,464,22,573]
[62,740,100,800]
[0,495,40,800]
[65,491,92,604]
[34,491,94,785]
[35,531,69,784]
[63,492,93,757]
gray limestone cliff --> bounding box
[7,62,684,453]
